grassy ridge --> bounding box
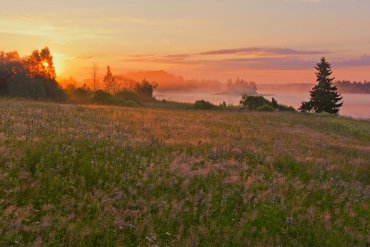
[0,98,369,246]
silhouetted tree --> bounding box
[0,51,25,95]
[0,47,64,101]
[271,97,278,109]
[103,66,117,94]
[8,72,46,99]
[133,79,157,101]
[26,47,56,80]
[299,58,343,114]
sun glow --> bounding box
[52,53,64,78]
[42,61,49,68]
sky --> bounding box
[1,0,370,84]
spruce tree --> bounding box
[299,58,343,114]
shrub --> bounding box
[92,90,123,105]
[277,104,296,112]
[133,80,157,102]
[240,95,295,112]
[123,100,141,107]
[65,84,92,104]
[256,104,275,112]
[115,90,141,105]
[192,100,218,110]
[240,95,271,110]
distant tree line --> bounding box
[335,80,370,94]
[0,48,158,106]
[65,66,157,106]
[225,79,258,95]
[191,95,295,112]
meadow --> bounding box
[0,98,369,246]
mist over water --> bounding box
[155,91,370,119]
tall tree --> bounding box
[103,66,117,94]
[0,51,25,95]
[26,47,56,80]
[299,58,343,114]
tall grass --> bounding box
[0,98,369,246]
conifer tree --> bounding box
[300,58,343,114]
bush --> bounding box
[240,95,295,112]
[91,90,141,107]
[256,104,275,112]
[65,84,92,104]
[92,90,123,105]
[115,90,141,105]
[192,100,218,110]
[277,104,296,112]
[134,80,157,102]
[123,100,141,107]
[240,95,271,110]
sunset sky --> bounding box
[1,0,370,84]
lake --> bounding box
[155,91,370,119]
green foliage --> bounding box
[91,90,124,105]
[192,100,218,110]
[271,97,278,108]
[240,95,271,110]
[300,58,343,114]
[277,104,296,112]
[144,100,192,110]
[218,101,239,111]
[8,72,65,101]
[115,90,142,105]
[90,90,141,107]
[256,104,274,112]
[65,84,92,104]
[240,95,295,112]
[0,51,26,95]
[8,73,46,99]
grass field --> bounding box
[0,98,369,246]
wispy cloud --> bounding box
[199,47,327,56]
[126,46,330,70]
[125,47,370,71]
[334,55,370,67]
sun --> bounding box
[42,61,49,68]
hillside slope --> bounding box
[0,98,369,246]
